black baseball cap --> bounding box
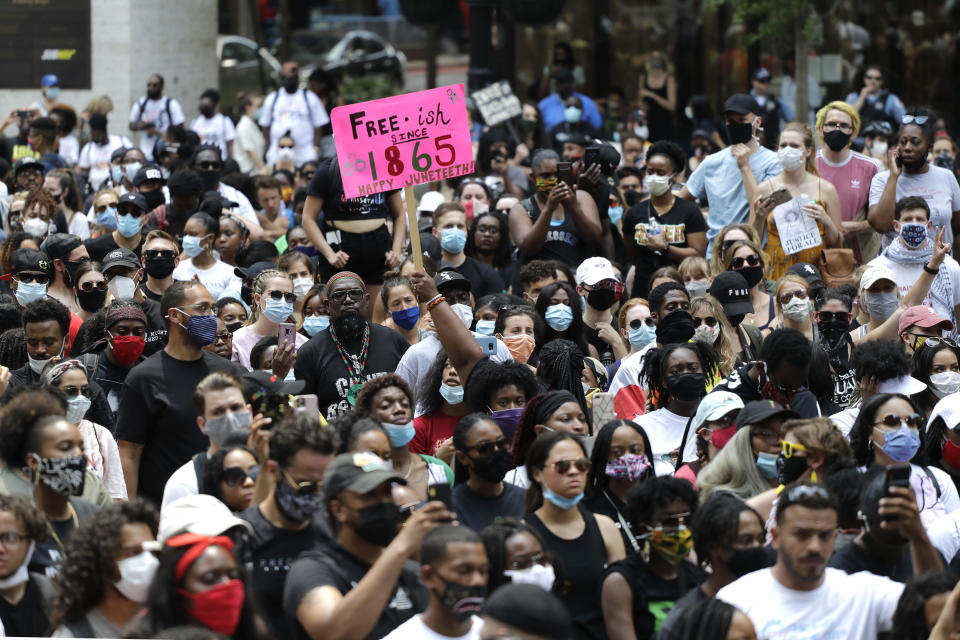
[0,248,53,280]
[483,584,571,640]
[323,452,405,502]
[709,271,753,316]
[241,370,305,399]
[117,192,148,212]
[735,400,799,430]
[102,248,141,272]
[234,261,275,280]
[435,268,471,294]
[753,68,772,82]
[132,163,165,187]
[40,233,82,261]
[786,262,823,286]
[13,157,43,175]
[722,93,761,115]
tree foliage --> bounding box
[705,0,823,45]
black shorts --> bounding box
[322,224,392,285]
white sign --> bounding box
[773,196,822,255]
[472,81,523,126]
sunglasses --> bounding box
[902,115,929,125]
[79,279,107,292]
[197,161,222,171]
[694,316,717,328]
[144,249,177,259]
[781,440,807,458]
[873,413,922,430]
[864,74,882,81]
[778,289,808,305]
[914,336,959,350]
[283,472,320,495]
[15,273,50,285]
[465,437,511,457]
[118,208,145,218]
[784,484,832,502]
[628,317,655,330]
[329,288,365,303]
[265,290,297,303]
[731,255,761,269]
[61,384,92,399]
[223,466,259,488]
[816,311,849,323]
[549,457,591,474]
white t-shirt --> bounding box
[65,210,91,239]
[716,568,903,640]
[59,134,79,165]
[172,258,241,300]
[258,88,329,165]
[634,407,697,476]
[160,458,200,516]
[868,251,960,323]
[234,115,266,175]
[927,507,960,562]
[190,113,237,159]
[505,464,529,489]
[829,406,859,438]
[218,182,259,227]
[870,165,960,247]
[128,95,186,160]
[382,614,483,640]
[78,134,132,191]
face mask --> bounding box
[383,421,415,448]
[142,189,165,211]
[98,206,118,230]
[502,333,535,364]
[608,206,623,226]
[628,324,656,350]
[817,317,850,347]
[726,546,769,577]
[109,333,146,366]
[292,277,313,300]
[276,146,296,162]
[295,244,318,259]
[542,486,583,510]
[727,313,746,328]
[931,371,960,398]
[205,410,253,447]
[685,280,710,298]
[108,275,138,301]
[586,288,617,311]
[710,425,736,449]
[66,394,91,424]
[0,541,35,589]
[665,372,706,402]
[872,141,888,156]
[545,304,574,331]
[582,381,591,395]
[693,324,720,344]
[433,572,486,622]
[656,309,696,344]
[77,287,108,313]
[302,315,330,336]
[178,579,245,636]
[46,87,60,100]
[391,306,421,331]
[823,129,851,152]
[440,228,467,253]
[275,476,323,522]
[777,146,806,171]
[880,425,921,462]
[781,297,810,322]
[225,321,244,334]
[634,125,649,140]
[352,502,401,547]
[33,453,86,496]
[604,453,651,480]
[475,319,495,336]
[490,407,525,438]
[504,563,555,591]
[439,383,464,405]
[899,223,927,249]
[15,281,47,306]
[115,213,142,238]
[536,176,558,193]
[451,303,474,329]
[735,265,764,290]
[145,254,176,279]
[23,217,49,237]
[648,526,693,564]
[262,297,294,324]
[776,453,808,485]
[862,291,898,321]
[726,120,754,145]
[564,106,583,124]
[646,174,673,197]
[943,439,960,470]
[199,169,220,191]
[182,234,207,258]
[175,310,219,347]
[114,550,159,603]
[471,449,512,483]
[28,344,60,374]
[755,451,779,479]
[124,162,142,182]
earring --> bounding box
[811,470,819,484]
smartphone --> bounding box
[278,322,296,349]
[882,464,911,520]
[15,110,31,120]
[592,391,616,433]
[293,394,318,417]
[475,335,495,356]
[582,146,601,169]
[766,187,793,208]
[557,161,574,187]
[895,152,903,170]
[427,482,452,509]
[253,393,288,423]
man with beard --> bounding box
[259,61,328,167]
[294,271,409,420]
[128,74,185,161]
[718,483,905,639]
[190,144,262,236]
[116,280,246,503]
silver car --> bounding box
[217,35,282,113]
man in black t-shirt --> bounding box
[294,271,408,420]
[283,452,456,640]
[0,496,54,637]
[116,280,245,504]
[432,202,504,297]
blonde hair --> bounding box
[691,295,736,377]
[697,427,771,501]
[780,122,819,176]
[84,95,114,116]
[709,223,762,275]
[721,239,771,292]
[245,268,293,325]
[784,417,852,472]
[678,256,709,281]
[773,274,810,324]
[815,101,861,139]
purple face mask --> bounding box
[490,407,524,438]
[604,453,651,480]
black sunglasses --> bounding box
[265,290,297,303]
[223,466,259,488]
[694,316,717,328]
[15,273,50,285]
[197,161,222,171]
[628,317,656,330]
[464,437,511,457]
[144,249,177,259]
[873,413,922,429]
[549,457,591,473]
[61,385,92,399]
[329,288,365,303]
[79,280,107,292]
[731,255,761,269]
[817,311,849,323]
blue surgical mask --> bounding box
[66,394,92,424]
[116,213,142,238]
[383,421,415,448]
[627,324,656,350]
[755,451,779,479]
[564,106,583,124]
[545,304,573,331]
[182,234,207,258]
[263,297,294,324]
[543,486,583,510]
[15,281,47,306]
[124,162,142,182]
[97,206,118,230]
[608,206,624,226]
[439,383,464,405]
[474,319,496,336]
[440,228,467,253]
[302,315,329,336]
[111,165,124,185]
[391,305,421,330]
[880,425,921,463]
[46,87,60,100]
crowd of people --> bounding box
[1,45,960,640]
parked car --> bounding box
[217,35,282,113]
[286,29,406,93]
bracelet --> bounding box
[426,295,446,311]
[924,264,939,275]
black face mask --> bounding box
[727,313,746,327]
[351,502,401,547]
[726,120,754,145]
[433,572,486,622]
[725,546,770,577]
[470,449,512,483]
[817,317,850,348]
[240,283,254,306]
[776,454,808,486]
[665,372,706,402]
[225,321,244,334]
[144,255,176,279]
[283,75,300,92]
[142,188,165,211]
[735,265,765,289]
[198,169,220,191]
[199,106,215,118]
[147,88,162,100]
[586,288,617,311]
[77,288,108,313]
[656,309,695,344]
[823,129,851,152]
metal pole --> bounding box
[466,0,497,94]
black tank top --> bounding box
[525,505,607,640]
[520,195,582,268]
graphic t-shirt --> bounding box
[815,150,880,222]
[189,113,236,159]
[308,158,396,221]
[634,408,698,476]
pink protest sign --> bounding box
[330,84,475,199]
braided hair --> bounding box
[641,341,719,409]
[537,339,588,415]
[244,268,292,326]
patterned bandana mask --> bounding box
[899,223,927,249]
[604,453,651,480]
[32,454,86,496]
[536,176,558,193]
[646,525,693,565]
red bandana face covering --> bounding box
[109,334,145,366]
[178,579,245,635]
[943,439,960,470]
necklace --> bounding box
[47,502,78,550]
[329,322,370,406]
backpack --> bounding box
[136,96,173,129]
[268,88,313,128]
[192,452,207,489]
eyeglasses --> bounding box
[144,249,177,259]
[816,311,849,323]
[694,316,717,328]
[778,289,808,305]
[752,428,781,444]
[78,279,107,292]
[628,317,655,330]
[61,384,92,399]
[283,471,320,495]
[176,303,216,315]
[223,466,259,488]
[873,413,922,430]
[914,336,959,350]
[0,532,27,547]
[15,273,50,285]
[265,290,297,303]
[329,288,365,303]
[823,122,854,134]
[730,255,761,269]
[549,457,591,473]
[464,437,511,457]
[781,440,807,458]
[902,115,929,125]
[213,332,232,343]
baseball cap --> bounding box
[929,393,960,431]
[860,264,896,290]
[417,191,446,214]
[40,233,82,261]
[786,262,823,286]
[898,305,954,335]
[753,68,772,82]
[117,191,148,212]
[323,452,405,502]
[132,163,165,187]
[102,248,141,272]
[483,584,571,640]
[0,248,53,280]
[877,374,927,396]
[13,157,43,175]
[693,391,745,434]
[735,400,799,429]
[241,370,305,399]
[709,271,753,316]
[234,261,275,280]
[158,494,252,543]
[41,74,59,87]
[435,268,471,294]
[722,93,761,115]
[576,257,619,286]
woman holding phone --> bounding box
[232,268,307,373]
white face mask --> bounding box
[451,303,474,329]
[778,146,806,171]
[645,174,673,197]
[108,275,137,301]
[504,563,556,591]
[0,541,34,589]
[872,141,888,156]
[693,323,720,344]
[23,217,49,238]
[114,550,160,603]
[930,371,960,398]
[293,277,313,300]
[782,297,810,321]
